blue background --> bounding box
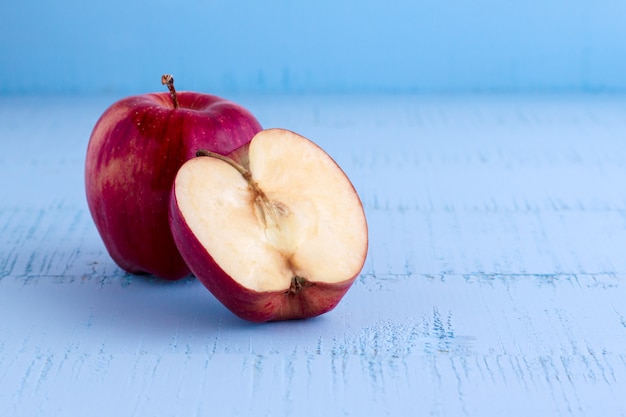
[2,0,626,95]
[3,2,626,416]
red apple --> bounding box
[169,128,368,322]
[85,75,262,280]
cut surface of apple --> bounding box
[170,128,368,321]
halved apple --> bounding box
[169,128,368,322]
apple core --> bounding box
[195,148,315,294]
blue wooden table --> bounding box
[1,94,626,416]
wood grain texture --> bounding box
[1,94,626,416]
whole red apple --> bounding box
[169,128,368,321]
[85,75,262,280]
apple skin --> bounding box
[85,91,262,280]
[168,189,357,322]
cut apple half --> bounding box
[169,128,368,322]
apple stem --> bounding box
[161,74,179,109]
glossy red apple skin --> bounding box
[168,190,358,322]
[85,92,262,280]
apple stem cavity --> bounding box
[195,149,251,181]
[195,148,293,249]
[161,74,180,109]
[196,149,274,225]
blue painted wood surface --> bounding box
[1,94,626,416]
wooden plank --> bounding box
[1,94,626,416]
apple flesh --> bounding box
[85,76,262,280]
[169,128,368,322]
